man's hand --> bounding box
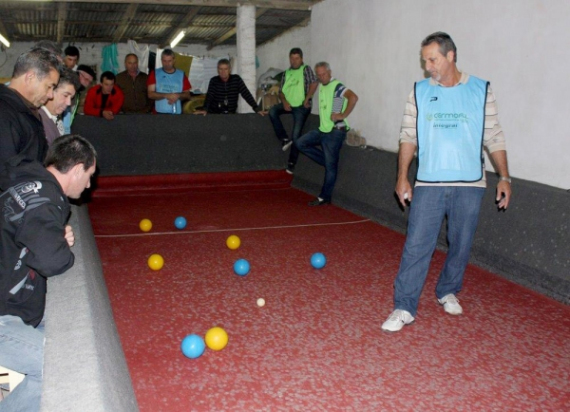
[303,97,312,108]
[256,110,267,116]
[102,110,114,120]
[395,177,413,207]
[283,101,292,111]
[65,225,75,247]
[193,110,207,116]
[496,181,511,209]
[331,113,344,122]
[166,93,179,104]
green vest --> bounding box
[319,79,348,133]
[282,65,306,107]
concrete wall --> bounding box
[256,24,312,85]
[310,0,570,190]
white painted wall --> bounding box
[256,24,311,85]
[311,0,570,189]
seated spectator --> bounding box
[115,53,152,113]
[39,68,81,145]
[84,71,124,120]
[0,134,97,412]
[194,58,263,115]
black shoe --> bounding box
[282,139,293,151]
[308,198,330,206]
[285,163,295,175]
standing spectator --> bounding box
[39,68,81,145]
[63,45,80,70]
[0,48,61,173]
[84,71,125,120]
[0,135,97,412]
[269,48,318,174]
[193,58,263,115]
[115,53,152,114]
[62,64,95,134]
[380,32,512,332]
[296,62,358,206]
[147,49,191,114]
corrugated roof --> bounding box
[0,0,319,47]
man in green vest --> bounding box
[296,62,359,206]
[269,48,318,174]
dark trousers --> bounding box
[269,103,311,165]
[296,128,346,201]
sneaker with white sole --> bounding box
[438,294,463,315]
[282,139,293,151]
[381,309,415,332]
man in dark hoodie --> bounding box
[0,48,62,174]
[0,135,97,412]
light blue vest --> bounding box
[415,75,488,182]
[155,68,185,114]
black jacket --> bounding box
[0,157,74,326]
[0,84,48,174]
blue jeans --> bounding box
[296,128,346,201]
[393,186,485,316]
[0,315,44,412]
[269,103,311,165]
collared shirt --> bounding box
[399,72,506,188]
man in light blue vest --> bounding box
[296,62,358,206]
[381,32,512,332]
[147,49,191,114]
[269,48,318,174]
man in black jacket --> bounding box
[0,135,97,412]
[0,48,62,174]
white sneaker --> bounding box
[282,139,293,151]
[438,294,463,315]
[381,309,415,332]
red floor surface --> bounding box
[89,175,570,412]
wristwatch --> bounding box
[499,176,512,183]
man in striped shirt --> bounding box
[194,59,262,115]
[381,32,512,333]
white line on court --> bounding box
[94,219,371,238]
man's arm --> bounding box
[109,87,125,115]
[0,111,22,167]
[490,150,511,209]
[237,76,263,114]
[83,87,99,117]
[331,89,358,121]
[303,65,318,108]
[279,72,291,111]
[396,142,417,206]
[17,204,75,277]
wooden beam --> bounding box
[113,3,139,43]
[208,7,267,50]
[56,2,66,44]
[17,0,319,12]
[159,6,200,48]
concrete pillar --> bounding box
[236,3,256,113]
